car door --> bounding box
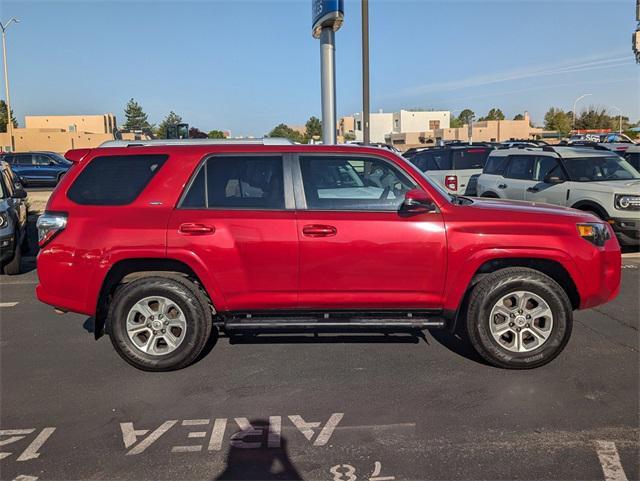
[167,154,299,311]
[1,167,26,231]
[524,156,569,206]
[294,153,447,309]
[33,154,59,183]
[499,155,535,200]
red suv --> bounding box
[36,140,621,371]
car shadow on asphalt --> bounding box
[214,421,303,480]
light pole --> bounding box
[572,93,592,131]
[610,106,623,134]
[361,0,370,146]
[1,18,19,152]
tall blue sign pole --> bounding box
[312,0,344,144]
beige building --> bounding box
[386,113,552,150]
[1,113,117,153]
[25,114,117,134]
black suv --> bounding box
[0,161,28,275]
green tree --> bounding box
[513,114,525,121]
[480,108,505,121]
[155,111,183,139]
[305,116,322,140]
[543,107,572,136]
[122,98,152,133]
[0,100,18,133]
[343,132,356,141]
[208,130,226,139]
[268,123,305,143]
[458,109,475,126]
[450,116,463,128]
[575,107,614,130]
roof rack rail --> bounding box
[99,138,296,148]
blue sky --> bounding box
[3,0,638,136]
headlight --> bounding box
[614,194,640,210]
[577,223,610,247]
[0,212,7,229]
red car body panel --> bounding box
[36,144,621,318]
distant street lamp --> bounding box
[610,105,623,134]
[572,93,592,131]
[1,18,19,151]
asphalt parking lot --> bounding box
[0,251,638,481]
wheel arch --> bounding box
[94,258,217,339]
[571,200,609,220]
[470,257,580,310]
[480,191,500,198]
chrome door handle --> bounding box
[498,184,507,189]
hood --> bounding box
[468,197,592,220]
[572,179,640,193]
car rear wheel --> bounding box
[108,275,213,371]
[465,267,572,369]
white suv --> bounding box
[477,146,640,246]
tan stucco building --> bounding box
[386,113,555,150]
[1,114,117,153]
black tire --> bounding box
[108,275,213,371]
[2,244,21,275]
[465,267,572,369]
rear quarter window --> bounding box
[483,156,508,174]
[67,154,167,206]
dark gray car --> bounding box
[0,161,28,275]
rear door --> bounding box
[294,153,447,309]
[524,156,569,206]
[33,154,60,183]
[167,154,299,311]
[500,155,535,200]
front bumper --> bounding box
[609,217,640,246]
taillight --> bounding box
[36,212,68,248]
[445,175,458,191]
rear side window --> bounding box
[67,154,167,206]
[483,156,508,174]
[452,149,489,169]
[180,156,285,209]
[505,155,534,180]
[410,151,442,172]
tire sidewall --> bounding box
[109,279,208,371]
[470,275,572,369]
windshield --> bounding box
[563,156,640,182]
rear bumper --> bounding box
[609,217,640,246]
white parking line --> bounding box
[595,441,629,481]
[0,302,19,308]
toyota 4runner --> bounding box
[36,140,621,371]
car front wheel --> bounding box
[465,267,572,369]
[108,275,213,371]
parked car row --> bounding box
[0,161,28,275]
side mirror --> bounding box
[401,188,437,215]
[544,175,565,185]
[13,188,27,199]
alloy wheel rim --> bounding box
[125,296,187,356]
[489,290,554,353]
